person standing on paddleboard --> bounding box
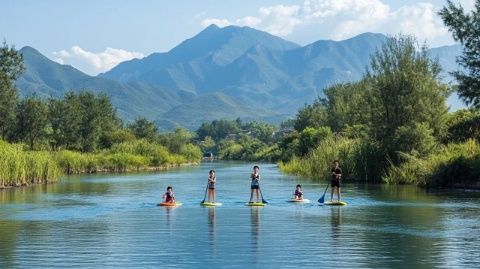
[207,170,216,203]
[249,165,261,203]
[330,160,342,202]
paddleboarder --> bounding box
[207,169,216,202]
[249,165,261,203]
[330,160,342,202]
[163,186,175,204]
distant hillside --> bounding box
[16,25,463,130]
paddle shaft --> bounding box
[201,181,209,203]
[259,186,268,204]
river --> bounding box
[1,161,479,268]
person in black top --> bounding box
[207,170,216,203]
[330,160,342,202]
[249,165,261,203]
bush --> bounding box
[384,139,480,187]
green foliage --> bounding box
[439,1,480,108]
[279,136,360,181]
[48,91,120,152]
[444,109,480,142]
[384,139,480,187]
[324,81,371,132]
[0,42,24,139]
[128,117,158,141]
[367,35,449,161]
[14,95,49,149]
[0,140,62,187]
[293,98,328,131]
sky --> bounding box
[0,0,475,75]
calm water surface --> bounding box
[1,161,479,268]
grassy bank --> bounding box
[278,136,361,181]
[1,139,202,188]
[384,140,480,188]
[279,138,480,189]
[0,141,62,187]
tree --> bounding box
[15,95,49,149]
[439,1,480,108]
[293,97,328,132]
[128,117,158,141]
[367,35,449,159]
[323,81,371,132]
[0,42,24,139]
[48,93,82,150]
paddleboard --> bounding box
[288,198,311,203]
[324,201,347,206]
[200,202,222,206]
[157,202,183,207]
[246,202,266,207]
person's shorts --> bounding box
[208,187,215,190]
[251,185,259,190]
[331,179,341,188]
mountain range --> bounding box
[16,24,463,130]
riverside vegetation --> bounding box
[0,44,202,188]
[198,33,480,189]
[2,1,479,189]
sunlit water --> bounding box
[1,161,479,268]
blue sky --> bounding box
[0,0,474,75]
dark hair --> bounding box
[296,184,301,188]
[253,165,259,170]
[333,160,339,164]
[167,186,172,190]
[209,169,215,174]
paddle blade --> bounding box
[318,195,325,204]
[262,198,268,204]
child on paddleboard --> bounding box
[294,184,304,200]
[330,160,342,202]
[163,186,175,203]
[207,170,216,202]
[249,165,261,203]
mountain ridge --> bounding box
[16,25,463,130]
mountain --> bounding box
[16,26,463,130]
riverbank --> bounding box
[0,140,201,189]
[279,139,480,190]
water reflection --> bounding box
[330,207,343,241]
[208,207,216,243]
[250,207,261,253]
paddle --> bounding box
[318,184,329,204]
[259,186,268,204]
[200,181,209,204]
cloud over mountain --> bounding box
[52,46,144,75]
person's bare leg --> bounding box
[338,187,341,202]
[256,189,260,202]
[250,189,254,203]
[330,187,334,201]
[213,189,216,203]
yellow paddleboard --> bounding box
[324,201,347,206]
[246,202,266,206]
[200,202,222,206]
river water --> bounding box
[1,161,479,268]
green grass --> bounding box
[384,139,480,188]
[0,141,62,187]
[1,139,202,187]
[279,136,361,181]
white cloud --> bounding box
[52,46,144,75]
[201,18,232,28]
[200,0,455,46]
